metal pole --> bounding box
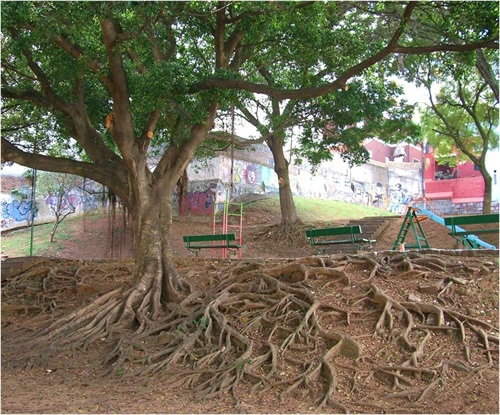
[29,168,37,256]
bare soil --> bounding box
[1,209,499,414]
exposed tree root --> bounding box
[2,252,498,412]
[254,221,310,246]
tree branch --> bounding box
[1,138,127,193]
[475,49,499,102]
[191,20,497,102]
[54,35,113,91]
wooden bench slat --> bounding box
[306,225,375,252]
[186,244,241,249]
[442,214,498,250]
[183,233,240,251]
[448,229,498,236]
[306,225,362,238]
[443,214,499,237]
[443,214,498,227]
[312,238,374,246]
[183,234,237,242]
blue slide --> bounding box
[413,204,497,250]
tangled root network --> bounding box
[2,251,499,413]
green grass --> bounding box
[244,196,396,222]
[1,211,102,257]
[2,198,394,257]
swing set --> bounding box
[182,103,244,259]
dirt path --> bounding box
[22,210,475,261]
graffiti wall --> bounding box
[182,150,424,217]
[225,158,279,197]
[176,180,225,216]
[0,198,38,230]
[1,177,102,231]
[181,156,280,216]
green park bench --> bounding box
[443,213,499,249]
[183,233,241,256]
[306,225,376,254]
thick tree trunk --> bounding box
[128,179,190,312]
[267,134,299,225]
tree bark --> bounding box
[478,164,493,214]
[267,133,299,225]
[475,49,499,102]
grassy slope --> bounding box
[244,196,395,222]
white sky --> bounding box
[1,163,28,176]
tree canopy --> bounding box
[2,2,497,173]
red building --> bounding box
[424,151,484,205]
[364,138,488,213]
[364,138,423,164]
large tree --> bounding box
[1,1,498,376]
[234,75,419,225]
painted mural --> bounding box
[1,181,101,231]
[181,157,280,216]
[1,199,38,229]
[182,151,424,217]
[44,190,99,216]
[229,159,279,197]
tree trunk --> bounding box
[267,134,299,225]
[475,49,499,102]
[479,165,493,214]
[110,177,190,332]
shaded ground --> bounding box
[1,209,499,414]
[26,206,496,260]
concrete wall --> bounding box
[182,147,424,217]
[1,176,103,231]
[182,141,498,217]
[3,141,496,226]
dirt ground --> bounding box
[1,209,499,414]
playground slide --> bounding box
[413,205,497,250]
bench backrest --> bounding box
[183,233,236,243]
[306,225,362,238]
[443,214,499,227]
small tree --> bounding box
[37,172,82,242]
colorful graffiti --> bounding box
[1,199,38,228]
[1,183,101,230]
[44,191,99,214]
[387,183,416,214]
[177,181,219,216]
[182,189,214,215]
[182,151,425,216]
[230,160,278,197]
[45,193,76,216]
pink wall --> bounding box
[425,176,485,202]
[365,140,422,163]
[364,141,484,204]
[365,140,393,163]
[425,153,481,180]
